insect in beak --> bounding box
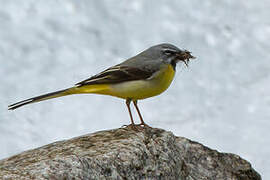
[178,50,196,67]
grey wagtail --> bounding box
[8,43,195,127]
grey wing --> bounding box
[75,65,156,86]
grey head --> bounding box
[143,43,196,68]
[121,43,195,71]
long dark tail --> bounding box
[8,88,75,110]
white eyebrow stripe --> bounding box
[163,48,177,52]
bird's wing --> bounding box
[75,65,155,86]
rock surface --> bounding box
[0,127,261,180]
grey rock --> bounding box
[0,127,261,180]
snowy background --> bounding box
[0,0,269,178]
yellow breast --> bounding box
[106,64,175,100]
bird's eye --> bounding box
[163,49,175,55]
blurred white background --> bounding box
[0,0,269,178]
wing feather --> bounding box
[75,65,154,86]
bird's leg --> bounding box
[133,100,150,127]
[126,99,135,125]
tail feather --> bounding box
[8,88,73,110]
[8,84,111,110]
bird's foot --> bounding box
[138,122,151,128]
[122,124,142,131]
[121,123,151,131]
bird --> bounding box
[8,43,195,127]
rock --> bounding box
[0,127,261,180]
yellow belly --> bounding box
[105,64,175,100]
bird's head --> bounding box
[149,43,196,68]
